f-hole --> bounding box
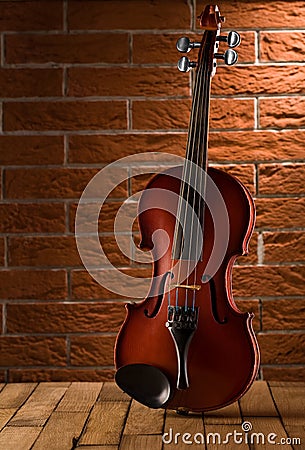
[144,272,173,318]
[202,274,227,324]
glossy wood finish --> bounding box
[115,166,259,412]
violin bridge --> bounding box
[170,284,201,291]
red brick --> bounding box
[8,236,80,267]
[9,368,115,382]
[263,231,305,263]
[0,1,62,31]
[259,164,305,195]
[212,65,305,96]
[258,333,305,364]
[0,69,62,98]
[0,270,67,300]
[0,203,65,233]
[233,266,305,297]
[0,336,66,366]
[132,98,254,130]
[210,98,255,130]
[260,32,305,62]
[70,200,136,234]
[5,168,127,200]
[133,33,195,65]
[133,31,255,64]
[197,1,305,29]
[68,0,190,30]
[0,136,64,165]
[68,67,189,97]
[262,299,305,330]
[70,335,116,366]
[6,302,125,334]
[3,101,127,131]
[0,238,5,267]
[255,198,305,229]
[8,235,130,267]
[209,130,305,163]
[132,99,191,130]
[68,134,188,165]
[5,33,129,64]
[260,97,305,129]
[71,268,151,300]
[262,367,305,382]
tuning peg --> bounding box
[216,31,241,48]
[176,36,201,53]
[177,56,197,72]
[214,49,238,66]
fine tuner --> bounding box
[177,30,240,72]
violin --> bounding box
[114,4,260,413]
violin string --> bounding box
[185,32,212,311]
[189,52,210,309]
[178,50,205,310]
[184,66,202,311]
[193,57,211,310]
[184,53,206,309]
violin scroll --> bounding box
[176,5,240,74]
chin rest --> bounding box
[115,363,171,409]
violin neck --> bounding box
[171,31,214,261]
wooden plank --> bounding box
[0,426,42,450]
[270,385,305,426]
[79,401,130,445]
[32,411,89,450]
[269,381,305,387]
[0,409,16,430]
[0,383,37,408]
[77,447,118,450]
[56,382,102,412]
[99,382,130,402]
[120,434,162,450]
[204,401,242,425]
[163,409,205,449]
[205,424,249,450]
[239,380,278,417]
[245,417,293,449]
[123,400,164,435]
[0,384,38,430]
[284,425,304,447]
[9,383,68,427]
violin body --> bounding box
[115,166,259,412]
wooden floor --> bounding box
[0,381,303,450]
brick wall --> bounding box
[0,0,304,383]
